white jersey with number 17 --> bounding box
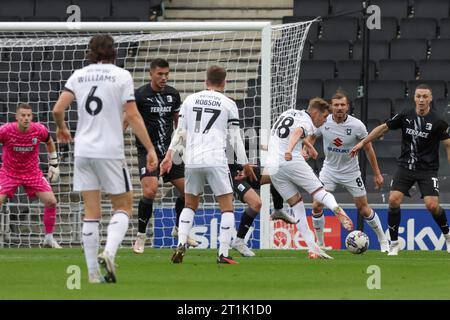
[64,63,135,159]
[178,89,240,168]
[266,109,316,167]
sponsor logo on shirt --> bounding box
[346,128,352,135]
[333,137,343,147]
[405,128,429,138]
[13,146,33,152]
[32,138,37,145]
[150,106,172,113]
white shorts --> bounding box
[74,157,132,195]
[319,168,366,198]
[268,161,323,200]
[185,166,233,196]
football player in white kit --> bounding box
[53,35,158,283]
[160,65,256,264]
[266,98,353,259]
[307,91,389,252]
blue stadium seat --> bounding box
[320,17,359,42]
[368,80,407,99]
[429,39,450,60]
[352,41,389,62]
[336,60,376,80]
[390,39,428,62]
[413,0,450,19]
[399,18,438,40]
[419,60,450,81]
[312,40,351,61]
[377,59,417,81]
[299,60,335,80]
[293,0,329,17]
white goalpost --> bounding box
[0,21,314,249]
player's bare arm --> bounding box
[444,137,450,164]
[124,101,158,172]
[46,136,60,183]
[350,123,389,157]
[285,127,304,161]
[303,136,318,160]
[302,134,317,160]
[363,142,384,189]
[52,90,74,143]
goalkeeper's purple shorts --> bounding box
[0,171,52,199]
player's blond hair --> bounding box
[307,97,329,113]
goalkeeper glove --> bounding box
[48,152,60,183]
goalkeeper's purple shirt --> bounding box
[0,122,49,179]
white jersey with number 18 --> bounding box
[64,63,135,159]
[266,109,316,167]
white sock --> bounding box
[44,233,54,241]
[178,208,195,246]
[365,210,387,242]
[292,201,320,252]
[312,211,325,246]
[82,220,100,274]
[312,189,339,211]
[219,212,235,257]
[104,211,129,259]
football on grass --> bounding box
[345,230,369,254]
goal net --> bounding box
[0,21,314,248]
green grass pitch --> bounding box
[1,248,449,300]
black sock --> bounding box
[237,208,257,239]
[432,207,449,235]
[388,207,401,241]
[138,197,153,234]
[175,197,184,227]
[271,185,284,210]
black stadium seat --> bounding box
[293,0,329,17]
[320,17,359,42]
[419,60,450,81]
[429,40,450,60]
[390,39,428,62]
[336,60,376,80]
[368,80,407,99]
[312,40,351,61]
[407,80,447,100]
[330,0,365,18]
[71,0,112,20]
[377,59,417,81]
[413,0,450,19]
[439,18,450,39]
[297,79,323,100]
[369,17,399,42]
[371,0,410,19]
[111,0,151,21]
[323,79,359,100]
[399,18,438,40]
[393,98,415,113]
[299,60,335,80]
[352,41,389,62]
[35,0,72,18]
[283,16,320,42]
[0,0,34,19]
[353,98,392,121]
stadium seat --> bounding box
[297,79,323,100]
[23,16,62,22]
[299,60,335,80]
[323,79,359,100]
[111,0,151,21]
[382,129,401,142]
[330,0,365,17]
[312,40,351,61]
[371,0,410,19]
[407,80,447,100]
[377,59,417,81]
[71,0,112,20]
[296,99,310,110]
[429,39,450,60]
[352,41,389,62]
[35,0,72,18]
[336,60,376,80]
[372,140,402,159]
[368,80,407,99]
[320,17,359,42]
[393,98,415,113]
[102,16,141,22]
[369,17,399,42]
[390,39,428,62]
[1,0,34,19]
[413,0,450,19]
[301,41,312,60]
[353,98,393,121]
[433,98,449,116]
[439,18,450,39]
[419,60,450,81]
[282,16,320,42]
[293,0,330,17]
[399,18,438,40]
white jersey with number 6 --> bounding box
[64,63,135,159]
[178,89,240,168]
[266,109,316,167]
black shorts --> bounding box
[138,151,184,183]
[391,166,440,198]
[229,165,261,202]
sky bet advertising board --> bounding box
[153,207,449,251]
